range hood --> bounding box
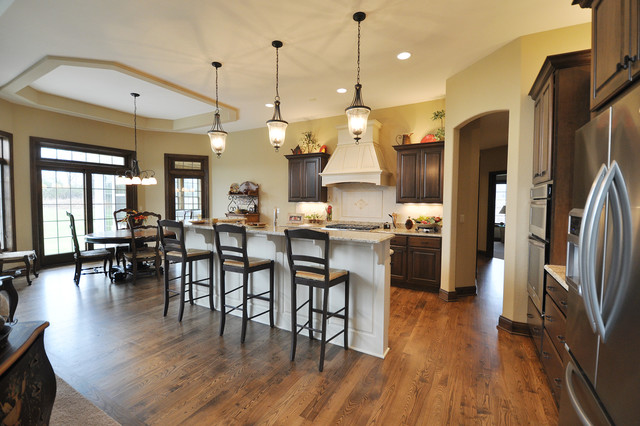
[320,120,391,186]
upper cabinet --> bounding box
[285,153,330,202]
[529,50,591,264]
[393,142,444,204]
[575,0,640,110]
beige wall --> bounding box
[0,96,446,252]
[477,146,508,251]
[442,23,590,322]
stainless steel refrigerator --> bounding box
[559,83,640,425]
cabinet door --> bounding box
[303,157,320,200]
[288,158,304,201]
[533,78,553,184]
[591,0,633,110]
[396,150,420,202]
[407,247,441,291]
[419,146,444,202]
[390,244,407,283]
[630,0,640,80]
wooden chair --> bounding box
[285,228,349,372]
[66,212,114,286]
[0,251,38,285]
[122,211,162,283]
[213,223,274,343]
[158,219,214,321]
[113,208,134,266]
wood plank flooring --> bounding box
[11,255,557,425]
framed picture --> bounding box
[288,214,303,223]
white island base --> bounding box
[184,225,392,359]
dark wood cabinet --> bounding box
[285,153,330,202]
[529,50,590,265]
[394,142,444,204]
[527,295,543,356]
[390,235,441,292]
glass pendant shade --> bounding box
[117,93,157,185]
[346,83,371,142]
[267,99,287,151]
[208,61,227,158]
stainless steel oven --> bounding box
[529,183,552,241]
[527,235,547,311]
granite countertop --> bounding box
[544,264,568,291]
[376,226,441,237]
[185,223,394,244]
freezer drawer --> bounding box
[559,359,612,426]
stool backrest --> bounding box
[158,219,185,257]
[127,211,161,257]
[114,208,134,230]
[213,223,248,267]
[284,228,330,279]
[66,211,82,255]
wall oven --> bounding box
[529,183,552,242]
[527,182,551,312]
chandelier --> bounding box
[345,12,371,144]
[266,40,287,151]
[208,61,227,158]
[117,93,157,185]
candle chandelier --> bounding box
[345,11,371,144]
[266,40,287,152]
[208,61,227,158]
[117,93,157,185]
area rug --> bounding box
[50,375,120,426]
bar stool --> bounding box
[158,219,214,322]
[284,228,349,372]
[213,223,274,343]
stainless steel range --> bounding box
[322,223,380,231]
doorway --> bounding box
[486,171,507,259]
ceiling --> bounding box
[0,0,590,134]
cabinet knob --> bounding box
[560,301,568,307]
[553,378,562,385]
[546,315,553,323]
[542,351,551,360]
[557,335,566,344]
[547,285,556,292]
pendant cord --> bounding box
[356,20,361,85]
[215,66,220,113]
[133,94,138,160]
[275,46,280,101]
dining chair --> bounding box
[213,223,275,343]
[121,211,162,283]
[158,219,214,321]
[285,228,349,372]
[113,208,134,266]
[66,211,114,286]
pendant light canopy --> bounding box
[208,61,228,158]
[117,93,157,186]
[345,11,371,144]
[266,40,287,152]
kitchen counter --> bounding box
[544,264,568,291]
[183,222,391,358]
[376,226,442,237]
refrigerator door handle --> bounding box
[579,164,607,333]
[565,361,595,426]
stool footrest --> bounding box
[224,285,243,296]
[310,306,346,321]
[295,300,310,313]
[247,310,270,321]
[325,330,345,344]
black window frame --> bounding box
[164,153,209,220]
[0,130,16,252]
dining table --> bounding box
[84,228,175,281]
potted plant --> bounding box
[432,109,445,141]
[300,131,319,153]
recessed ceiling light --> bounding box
[397,52,411,60]
[337,88,347,94]
[265,103,274,108]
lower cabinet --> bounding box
[527,295,543,356]
[390,234,441,292]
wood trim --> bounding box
[529,49,591,98]
[456,286,477,297]
[497,315,530,336]
[439,288,457,302]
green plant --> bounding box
[300,131,319,153]
[432,109,445,141]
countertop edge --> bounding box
[544,264,568,291]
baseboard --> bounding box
[439,288,457,301]
[497,315,529,336]
[456,285,477,297]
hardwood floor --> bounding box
[11,257,557,425]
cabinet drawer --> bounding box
[391,235,407,246]
[541,328,564,405]
[408,236,441,249]
[527,296,543,356]
[544,295,567,364]
[545,273,568,316]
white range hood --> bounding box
[320,120,391,186]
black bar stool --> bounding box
[158,219,214,321]
[284,228,349,372]
[213,223,275,343]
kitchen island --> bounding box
[183,224,393,358]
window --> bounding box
[0,131,15,251]
[31,138,135,266]
[165,154,209,220]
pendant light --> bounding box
[208,61,227,158]
[345,11,371,144]
[117,93,157,186]
[266,40,287,152]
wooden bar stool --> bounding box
[213,223,274,343]
[158,220,214,322]
[285,228,349,372]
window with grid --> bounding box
[0,131,15,251]
[165,154,209,220]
